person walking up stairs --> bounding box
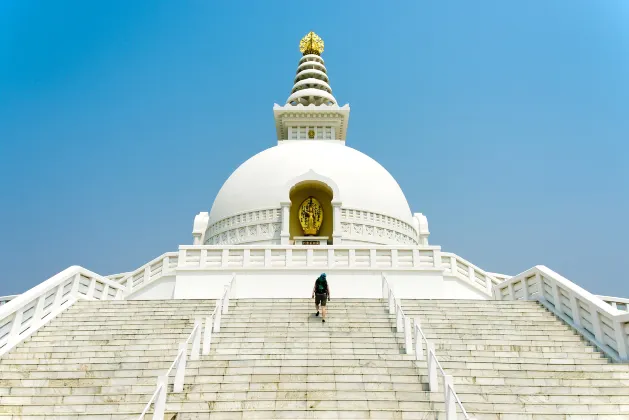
[312,273,330,322]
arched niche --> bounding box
[289,180,334,243]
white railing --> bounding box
[487,272,511,283]
[139,275,235,420]
[381,274,474,420]
[138,318,202,420]
[121,252,178,296]
[178,245,444,271]
[0,295,18,306]
[495,265,629,362]
[105,272,131,283]
[441,252,499,296]
[0,266,126,357]
[597,295,629,312]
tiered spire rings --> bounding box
[287,32,337,106]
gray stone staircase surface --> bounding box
[400,299,629,420]
[0,298,628,419]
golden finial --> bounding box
[299,31,324,56]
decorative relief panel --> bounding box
[340,208,418,245]
[206,209,282,245]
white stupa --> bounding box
[1,31,628,420]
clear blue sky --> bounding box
[1,1,627,297]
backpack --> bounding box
[316,277,327,294]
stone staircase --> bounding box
[0,298,628,419]
[400,299,629,419]
[0,300,214,419]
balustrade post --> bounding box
[589,304,604,344]
[221,249,229,268]
[414,320,424,360]
[191,319,201,361]
[391,249,398,268]
[427,343,438,392]
[143,266,150,287]
[213,299,223,332]
[433,248,442,268]
[8,310,24,347]
[396,303,403,332]
[174,343,187,392]
[222,285,230,315]
[102,284,110,301]
[32,295,46,329]
[521,276,529,299]
[200,249,208,269]
[203,315,213,355]
[71,273,81,296]
[444,375,456,420]
[388,289,394,314]
[569,294,581,328]
[163,256,171,274]
[154,375,168,420]
[551,281,563,314]
[381,275,386,300]
[450,256,457,275]
[86,277,97,299]
[404,316,412,354]
[613,320,628,360]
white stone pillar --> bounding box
[332,201,342,245]
[280,202,291,245]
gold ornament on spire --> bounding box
[299,31,324,56]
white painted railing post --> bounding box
[404,315,412,354]
[551,281,563,315]
[396,303,403,332]
[613,320,629,360]
[154,375,167,420]
[86,277,97,298]
[213,299,223,332]
[569,294,582,328]
[444,375,456,420]
[381,275,387,299]
[414,320,425,360]
[388,289,394,314]
[203,315,213,356]
[589,304,604,344]
[174,343,187,393]
[8,310,23,347]
[191,319,201,361]
[427,342,438,392]
[222,285,230,315]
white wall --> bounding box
[128,276,176,300]
[170,270,490,300]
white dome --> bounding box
[209,141,412,225]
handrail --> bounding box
[382,273,475,420]
[0,295,18,306]
[0,266,125,357]
[495,265,629,362]
[597,295,629,311]
[138,274,236,420]
[138,383,163,420]
[441,252,499,296]
[121,252,179,296]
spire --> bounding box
[273,32,350,142]
[286,32,337,106]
